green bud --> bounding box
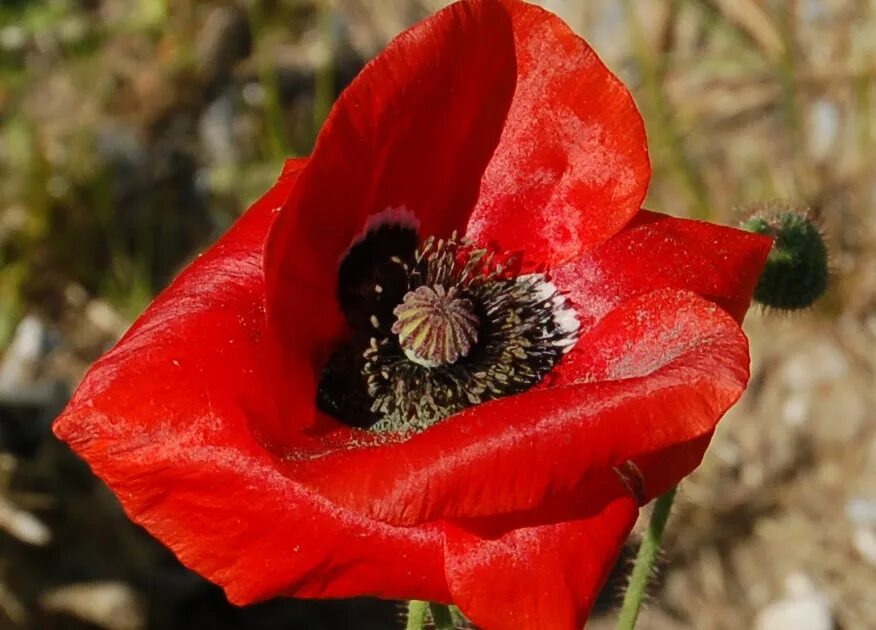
[740,206,829,310]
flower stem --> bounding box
[615,486,678,630]
[405,601,428,630]
[429,603,455,629]
[405,601,454,630]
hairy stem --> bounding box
[405,600,428,630]
[616,486,678,630]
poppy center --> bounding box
[392,285,479,367]
[316,216,579,434]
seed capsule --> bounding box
[392,285,479,367]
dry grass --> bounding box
[0,0,874,628]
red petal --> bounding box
[632,433,713,500]
[546,213,771,495]
[445,474,637,630]
[551,209,773,331]
[465,0,650,267]
[53,163,449,605]
[286,289,749,525]
[263,0,518,416]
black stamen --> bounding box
[336,222,417,332]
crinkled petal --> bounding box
[551,209,773,332]
[540,210,770,499]
[465,0,650,267]
[263,0,518,426]
[53,162,449,605]
[550,211,771,387]
[445,473,637,630]
[287,289,749,525]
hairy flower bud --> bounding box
[740,205,828,310]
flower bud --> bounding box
[740,205,828,310]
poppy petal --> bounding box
[287,289,749,525]
[551,209,773,331]
[53,163,449,605]
[263,0,518,421]
[445,476,637,630]
[465,0,650,267]
[546,209,771,500]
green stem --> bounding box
[429,603,455,630]
[312,0,336,141]
[405,601,454,630]
[405,600,428,630]
[247,3,291,160]
[620,0,710,219]
[615,486,678,630]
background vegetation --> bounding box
[0,1,873,628]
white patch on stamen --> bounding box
[519,273,581,353]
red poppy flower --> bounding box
[53,1,772,628]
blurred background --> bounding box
[0,0,873,628]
